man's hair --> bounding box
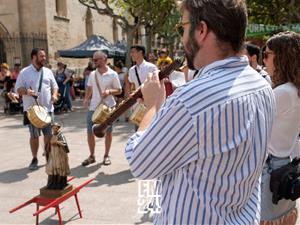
[93,50,108,59]
[114,60,124,69]
[31,47,45,59]
[131,45,146,56]
[245,43,260,62]
[266,31,300,96]
[181,0,247,52]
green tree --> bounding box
[157,9,181,58]
[78,0,177,66]
[247,0,300,25]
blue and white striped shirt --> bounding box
[125,56,275,225]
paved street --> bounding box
[0,99,152,225]
[1,99,300,225]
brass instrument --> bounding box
[129,103,147,126]
[92,104,112,124]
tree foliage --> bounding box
[78,0,177,39]
[78,0,178,64]
[247,0,300,25]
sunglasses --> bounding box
[263,51,274,59]
[175,21,190,36]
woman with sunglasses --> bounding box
[261,31,300,225]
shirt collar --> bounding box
[194,56,248,79]
[137,60,146,68]
[30,64,43,73]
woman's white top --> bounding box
[268,82,300,157]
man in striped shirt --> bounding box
[125,0,275,224]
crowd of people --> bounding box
[1,0,300,224]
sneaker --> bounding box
[103,156,111,166]
[29,158,38,170]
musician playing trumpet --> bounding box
[82,51,122,166]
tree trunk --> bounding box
[125,26,134,69]
[168,41,175,59]
[145,25,152,55]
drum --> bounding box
[129,103,147,126]
[27,105,52,128]
[92,104,112,124]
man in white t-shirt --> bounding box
[126,45,157,130]
[126,45,157,93]
[82,51,122,166]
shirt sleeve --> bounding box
[49,70,58,90]
[112,73,122,89]
[87,72,93,87]
[125,98,198,179]
[128,67,134,83]
[15,72,24,90]
[273,87,292,115]
[150,64,158,72]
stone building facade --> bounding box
[0,0,125,70]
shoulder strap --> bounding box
[94,70,103,103]
[38,68,44,93]
[193,70,199,79]
[134,66,142,86]
[94,70,103,96]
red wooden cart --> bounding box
[9,177,94,225]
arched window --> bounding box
[55,0,67,17]
[85,8,93,38]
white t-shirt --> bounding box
[268,82,300,157]
[87,67,121,111]
[187,69,198,82]
[128,60,157,88]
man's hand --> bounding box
[141,72,165,110]
[83,99,90,108]
[51,95,58,103]
[101,89,110,98]
[27,89,37,97]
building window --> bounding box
[85,8,93,38]
[56,0,67,18]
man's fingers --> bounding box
[146,72,153,81]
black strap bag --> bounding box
[270,157,300,204]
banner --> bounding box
[246,24,300,37]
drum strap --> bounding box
[94,69,104,104]
[38,68,44,93]
[134,66,142,86]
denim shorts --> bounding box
[28,112,53,138]
[86,110,113,134]
[260,155,295,221]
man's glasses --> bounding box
[263,51,274,59]
[175,21,190,36]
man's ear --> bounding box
[252,55,257,64]
[194,21,209,43]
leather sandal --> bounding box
[81,156,96,166]
[103,156,111,166]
